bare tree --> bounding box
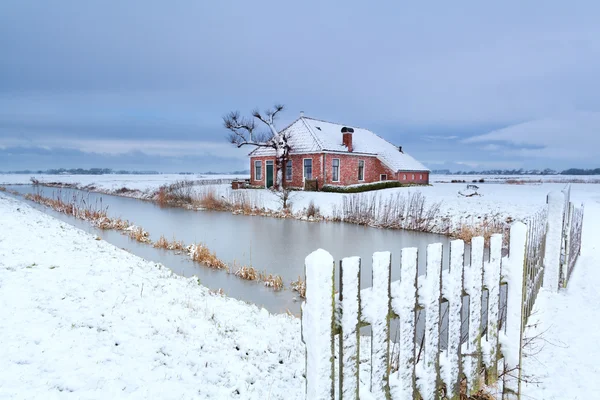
[223,104,291,190]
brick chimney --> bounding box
[341,127,354,152]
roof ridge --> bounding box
[301,115,372,133]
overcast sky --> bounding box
[1,1,599,172]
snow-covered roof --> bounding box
[249,116,429,172]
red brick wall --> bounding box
[249,156,275,187]
[322,153,395,186]
[398,171,429,185]
[250,154,429,188]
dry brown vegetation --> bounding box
[20,189,293,293]
[189,243,228,270]
[331,191,442,232]
[453,217,509,246]
[126,226,152,243]
[234,265,258,280]
[291,276,306,298]
[259,272,284,290]
[153,235,185,251]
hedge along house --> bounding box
[248,114,430,189]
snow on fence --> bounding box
[522,209,547,324]
[301,222,528,400]
[543,184,584,291]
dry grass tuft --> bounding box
[259,272,284,290]
[153,235,185,250]
[291,276,306,298]
[189,243,228,270]
[453,217,508,246]
[127,226,151,243]
[0,186,6,192]
[234,265,258,281]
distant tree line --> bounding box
[433,168,600,175]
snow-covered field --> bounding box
[0,173,248,191]
[0,194,304,399]
[430,174,600,183]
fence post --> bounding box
[463,237,485,394]
[416,243,443,400]
[483,234,502,384]
[368,252,392,398]
[501,222,527,400]
[302,249,336,400]
[542,191,566,292]
[441,240,464,400]
[561,203,574,288]
[339,256,361,400]
[392,247,419,399]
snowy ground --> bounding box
[0,173,248,191]
[0,194,304,400]
[520,200,600,399]
[2,177,600,399]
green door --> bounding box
[266,161,274,188]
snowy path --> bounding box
[521,200,600,399]
[0,195,305,399]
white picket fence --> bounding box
[301,222,527,400]
[543,185,584,291]
[301,188,586,399]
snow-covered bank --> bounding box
[520,200,600,399]
[0,194,304,399]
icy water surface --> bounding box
[6,185,454,316]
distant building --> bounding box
[248,115,430,189]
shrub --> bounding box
[305,200,320,218]
[321,180,414,193]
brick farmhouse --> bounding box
[248,114,430,189]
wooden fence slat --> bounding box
[440,240,464,400]
[368,252,392,398]
[542,191,565,292]
[339,257,361,400]
[483,234,502,383]
[416,243,443,400]
[302,249,336,400]
[391,247,419,399]
[463,237,485,394]
[500,222,527,400]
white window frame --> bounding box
[358,160,365,181]
[332,158,340,182]
[254,160,262,181]
[412,174,415,180]
[419,174,423,180]
[286,160,293,181]
[380,174,387,181]
[403,174,407,180]
[303,158,313,180]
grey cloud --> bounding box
[0,1,599,171]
